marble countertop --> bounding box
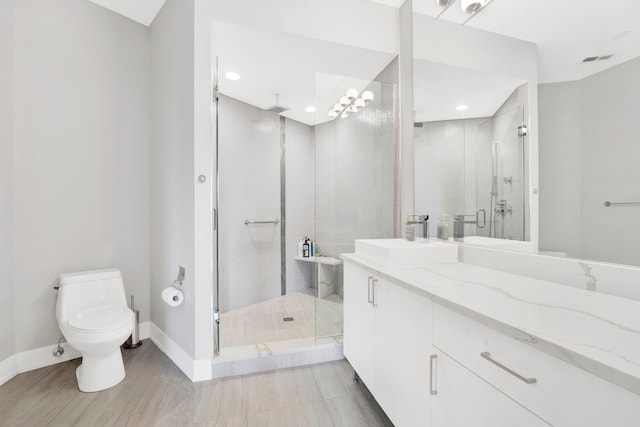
[342,253,640,395]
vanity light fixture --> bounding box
[225,71,240,81]
[327,88,375,119]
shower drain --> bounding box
[283,317,294,322]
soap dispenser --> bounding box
[437,214,449,240]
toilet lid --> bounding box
[67,304,133,333]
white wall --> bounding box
[539,57,640,265]
[149,0,198,360]
[0,0,15,362]
[12,0,150,353]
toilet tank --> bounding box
[56,268,127,321]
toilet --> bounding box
[56,268,134,392]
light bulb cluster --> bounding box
[327,88,374,119]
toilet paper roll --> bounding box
[162,287,184,307]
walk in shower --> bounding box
[212,22,397,359]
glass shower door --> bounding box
[313,74,397,339]
[476,104,525,240]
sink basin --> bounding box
[354,238,458,267]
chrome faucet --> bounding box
[406,214,430,240]
[453,209,487,241]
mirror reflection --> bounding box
[413,59,529,244]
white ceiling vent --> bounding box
[582,54,614,63]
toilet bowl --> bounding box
[56,268,134,392]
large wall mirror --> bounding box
[413,59,530,244]
[410,1,639,266]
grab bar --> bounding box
[244,219,280,225]
[604,201,640,207]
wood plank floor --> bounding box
[0,340,393,426]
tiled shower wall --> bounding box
[218,95,314,311]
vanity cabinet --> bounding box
[433,303,640,427]
[343,261,432,426]
[344,257,640,427]
[430,349,548,427]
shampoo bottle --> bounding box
[303,238,310,258]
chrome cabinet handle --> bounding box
[429,354,438,395]
[481,352,537,384]
[367,277,374,304]
[371,278,377,306]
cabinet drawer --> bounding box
[433,303,640,427]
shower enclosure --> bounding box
[212,22,398,356]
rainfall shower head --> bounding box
[264,93,289,114]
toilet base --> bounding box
[76,348,126,392]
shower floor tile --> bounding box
[219,291,343,349]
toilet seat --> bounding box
[67,304,133,334]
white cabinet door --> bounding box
[343,262,376,389]
[432,350,550,427]
[375,277,432,427]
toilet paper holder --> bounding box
[174,266,185,287]
[123,295,142,349]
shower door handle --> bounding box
[476,209,487,229]
[213,208,218,231]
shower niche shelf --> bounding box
[294,255,342,266]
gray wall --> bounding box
[539,57,640,265]
[11,0,150,353]
[284,118,315,295]
[0,0,15,362]
[538,81,582,257]
[150,0,196,357]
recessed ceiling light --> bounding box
[225,71,240,81]
[456,105,469,111]
[305,106,316,113]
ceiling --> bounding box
[414,60,524,123]
[372,0,640,83]
[88,0,640,123]
[89,0,640,83]
[215,23,396,126]
[87,0,166,26]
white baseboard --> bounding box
[149,322,211,382]
[0,354,17,386]
[0,321,151,387]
